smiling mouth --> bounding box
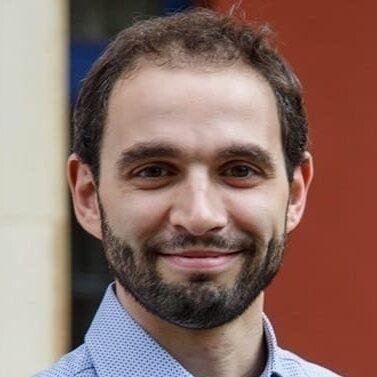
[158,250,241,271]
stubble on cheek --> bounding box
[102,213,286,329]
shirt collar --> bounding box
[261,314,285,377]
[85,283,285,377]
[85,284,193,377]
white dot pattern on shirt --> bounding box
[34,283,343,377]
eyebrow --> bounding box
[116,142,183,173]
[116,141,276,173]
[217,144,276,172]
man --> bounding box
[37,8,341,377]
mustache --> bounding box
[144,233,260,254]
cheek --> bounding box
[226,187,288,240]
[102,189,171,244]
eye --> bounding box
[129,163,177,189]
[132,164,175,179]
[220,163,263,188]
[221,164,258,178]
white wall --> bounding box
[0,1,69,375]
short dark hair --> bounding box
[73,7,308,183]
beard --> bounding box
[100,209,286,330]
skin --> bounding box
[68,64,313,377]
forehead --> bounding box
[102,64,282,162]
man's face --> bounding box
[97,64,292,329]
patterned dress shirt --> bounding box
[35,284,342,377]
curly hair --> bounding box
[73,7,308,183]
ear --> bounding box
[67,153,102,240]
[286,152,314,233]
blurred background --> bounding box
[0,0,376,376]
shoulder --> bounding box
[33,344,96,377]
[277,348,343,377]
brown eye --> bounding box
[136,165,171,178]
[223,165,257,178]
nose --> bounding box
[169,170,228,236]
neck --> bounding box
[115,281,267,377]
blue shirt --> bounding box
[35,284,342,377]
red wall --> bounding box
[211,1,377,376]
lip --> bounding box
[158,249,241,271]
